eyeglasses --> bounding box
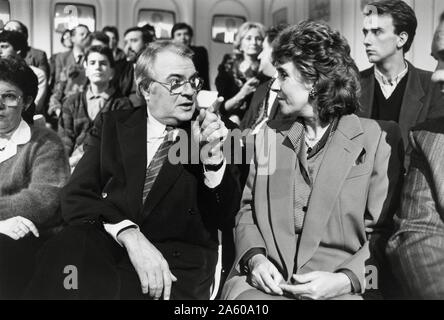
[0,93,22,107]
[149,75,204,95]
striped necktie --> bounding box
[142,127,175,203]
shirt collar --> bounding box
[9,120,31,146]
[146,108,167,140]
[374,62,409,86]
[86,86,115,101]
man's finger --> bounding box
[170,272,178,282]
[208,97,224,114]
[138,272,149,294]
[153,269,163,300]
[147,271,158,298]
[162,269,172,300]
[21,219,39,238]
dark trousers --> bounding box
[25,223,217,300]
[0,234,45,300]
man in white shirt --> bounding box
[26,41,241,300]
[358,0,444,168]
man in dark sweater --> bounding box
[358,0,444,167]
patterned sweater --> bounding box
[0,125,70,229]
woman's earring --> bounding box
[309,87,317,99]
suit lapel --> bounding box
[398,63,426,145]
[297,115,364,269]
[268,97,280,120]
[117,108,147,217]
[266,120,298,278]
[359,68,375,118]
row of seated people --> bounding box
[1,0,444,300]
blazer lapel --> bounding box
[398,63,426,145]
[117,108,147,217]
[359,68,375,118]
[297,115,364,270]
[268,97,280,120]
[267,120,298,278]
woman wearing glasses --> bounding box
[222,21,404,300]
[58,46,132,170]
[0,57,70,299]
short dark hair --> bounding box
[0,56,38,101]
[84,45,115,68]
[171,23,193,39]
[71,24,90,37]
[102,26,119,42]
[89,31,110,46]
[265,24,288,44]
[124,26,154,44]
[0,30,27,54]
[60,29,72,45]
[273,21,361,124]
[366,0,417,53]
[4,20,28,40]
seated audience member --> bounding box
[171,23,210,90]
[359,0,444,168]
[48,24,90,119]
[49,29,74,90]
[112,27,154,108]
[240,24,288,132]
[89,31,110,48]
[0,30,48,115]
[103,26,126,63]
[222,21,404,300]
[26,41,241,300]
[58,46,132,170]
[3,20,50,79]
[386,13,444,299]
[0,57,70,299]
[215,22,266,125]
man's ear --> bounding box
[397,31,408,49]
[138,81,151,101]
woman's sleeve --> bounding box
[0,130,70,228]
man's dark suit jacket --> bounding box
[25,46,50,79]
[53,50,76,84]
[387,117,444,299]
[191,46,210,90]
[240,79,280,131]
[358,62,444,157]
[60,106,241,298]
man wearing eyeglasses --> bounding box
[27,41,241,300]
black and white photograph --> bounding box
[1,0,444,305]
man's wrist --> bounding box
[117,227,140,247]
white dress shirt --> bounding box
[104,110,226,244]
[374,63,409,99]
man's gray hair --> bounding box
[135,40,194,90]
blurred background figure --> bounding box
[112,26,154,108]
[48,24,90,122]
[49,29,74,92]
[0,30,47,115]
[3,20,50,79]
[215,21,266,125]
[58,46,132,170]
[171,22,210,90]
[102,25,126,63]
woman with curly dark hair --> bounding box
[222,21,404,300]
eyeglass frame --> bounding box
[141,75,205,96]
[0,93,24,108]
